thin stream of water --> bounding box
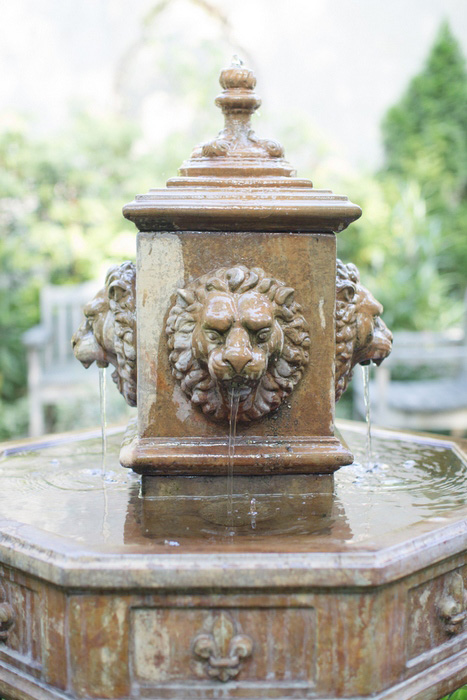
[361,364,372,469]
[99,367,110,542]
[249,497,257,530]
[99,367,107,473]
[227,389,240,531]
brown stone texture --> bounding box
[0,564,467,699]
[138,230,335,439]
[120,60,363,476]
[69,594,131,698]
[120,230,356,475]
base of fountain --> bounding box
[0,421,466,699]
[120,420,354,475]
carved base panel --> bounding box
[1,423,467,699]
[1,566,467,700]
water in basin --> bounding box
[0,422,465,554]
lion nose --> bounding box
[224,352,252,375]
[223,328,253,374]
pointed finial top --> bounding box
[218,57,257,93]
[176,60,291,175]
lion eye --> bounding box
[256,328,271,343]
[205,330,223,343]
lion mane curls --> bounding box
[335,260,360,402]
[74,259,390,415]
[166,265,311,422]
[106,262,137,407]
[72,261,137,407]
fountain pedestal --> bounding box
[120,60,361,476]
[0,422,467,699]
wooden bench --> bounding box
[22,281,100,436]
[353,326,467,436]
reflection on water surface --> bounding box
[0,423,465,553]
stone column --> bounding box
[121,60,361,476]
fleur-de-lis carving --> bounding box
[192,612,253,682]
[0,587,14,643]
[438,572,467,636]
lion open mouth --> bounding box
[221,377,258,403]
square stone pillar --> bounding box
[120,60,361,475]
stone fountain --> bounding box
[0,62,467,700]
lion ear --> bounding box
[337,283,356,303]
[108,282,125,303]
[275,287,295,306]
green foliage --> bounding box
[336,22,467,334]
[336,175,464,331]
[0,111,175,415]
[381,21,467,293]
[440,686,467,699]
[2,19,467,439]
[382,22,467,191]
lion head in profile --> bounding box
[71,261,137,406]
[166,266,310,422]
[335,259,392,402]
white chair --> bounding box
[22,281,100,436]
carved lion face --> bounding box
[191,289,284,399]
[72,262,137,406]
[167,266,310,422]
[354,285,393,367]
[72,287,116,369]
[335,260,392,402]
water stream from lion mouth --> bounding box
[361,364,373,469]
[228,389,240,534]
[99,367,107,473]
[99,367,110,542]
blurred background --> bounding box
[1,0,466,440]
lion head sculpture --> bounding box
[166,266,311,422]
[335,259,392,402]
[71,261,137,407]
[72,259,392,416]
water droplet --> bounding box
[249,497,257,530]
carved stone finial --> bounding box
[176,60,294,178]
[195,58,284,161]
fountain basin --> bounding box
[0,420,466,699]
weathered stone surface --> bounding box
[116,61,370,475]
[0,423,466,698]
